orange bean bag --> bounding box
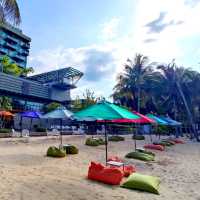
[144,144,164,151]
[108,156,136,177]
[88,162,123,185]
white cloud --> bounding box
[29,1,200,99]
[100,18,120,40]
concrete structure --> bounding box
[0,23,31,68]
[0,67,83,111]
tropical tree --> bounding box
[0,56,34,76]
[0,0,21,25]
[44,102,62,113]
[113,54,160,113]
[157,61,200,141]
[0,96,12,110]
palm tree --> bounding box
[113,54,159,113]
[0,0,21,25]
[157,61,200,141]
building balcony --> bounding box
[0,47,8,54]
[3,42,17,50]
[5,35,18,44]
[11,53,25,62]
[21,43,30,49]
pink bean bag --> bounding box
[144,144,165,151]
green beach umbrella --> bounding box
[74,101,141,162]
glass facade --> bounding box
[0,23,31,68]
[12,99,44,112]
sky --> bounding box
[17,0,200,99]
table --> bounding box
[106,160,125,171]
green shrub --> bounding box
[132,135,145,140]
[36,127,46,132]
[85,138,99,146]
[63,145,79,154]
[47,146,66,157]
[0,128,11,133]
[125,151,155,161]
[108,135,125,142]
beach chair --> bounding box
[11,129,20,137]
[47,129,60,138]
[22,129,30,142]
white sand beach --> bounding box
[0,135,199,200]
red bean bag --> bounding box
[144,144,165,151]
[107,156,123,162]
[107,156,136,177]
[88,162,123,185]
[123,165,136,177]
[170,139,185,144]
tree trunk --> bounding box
[176,81,199,141]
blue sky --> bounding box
[17,0,200,99]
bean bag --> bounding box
[170,139,185,144]
[161,139,176,145]
[132,135,145,140]
[136,148,155,157]
[122,173,160,194]
[122,165,136,177]
[153,141,171,146]
[144,144,164,151]
[63,145,79,154]
[125,151,155,161]
[85,138,99,146]
[108,135,125,142]
[88,162,123,185]
[46,146,66,158]
[108,156,123,162]
[107,156,136,177]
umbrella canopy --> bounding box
[159,116,182,126]
[41,107,73,119]
[20,111,41,119]
[74,101,141,121]
[0,111,14,117]
[146,114,169,125]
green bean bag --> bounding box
[125,151,154,161]
[47,146,66,158]
[161,140,175,145]
[153,141,171,146]
[63,145,79,154]
[97,138,106,145]
[136,148,155,157]
[85,138,99,146]
[108,135,125,142]
[132,135,145,140]
[122,173,160,194]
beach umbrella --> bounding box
[0,111,14,128]
[19,111,41,134]
[159,116,182,138]
[146,114,169,125]
[41,107,73,146]
[74,101,143,162]
[0,111,14,117]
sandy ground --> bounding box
[0,134,199,200]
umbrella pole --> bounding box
[104,122,108,164]
[134,123,137,150]
[20,116,23,137]
[30,118,33,133]
[60,119,63,147]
